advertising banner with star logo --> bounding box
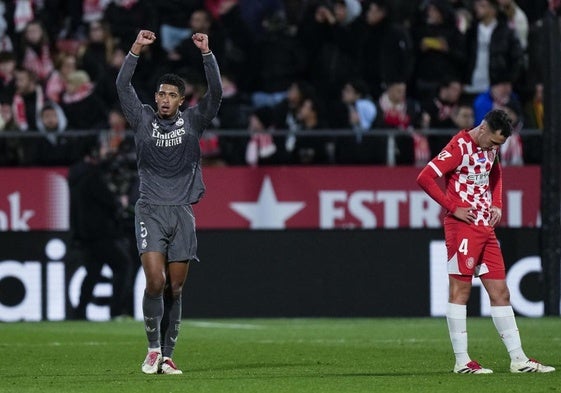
[194,166,540,229]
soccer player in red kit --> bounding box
[417,109,555,374]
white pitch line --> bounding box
[186,321,265,330]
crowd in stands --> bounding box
[0,0,556,168]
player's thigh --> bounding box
[134,201,167,255]
[481,231,506,280]
[444,217,486,276]
[168,205,199,262]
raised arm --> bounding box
[189,33,223,135]
[116,30,157,129]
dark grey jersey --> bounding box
[116,52,222,205]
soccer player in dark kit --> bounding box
[116,29,222,374]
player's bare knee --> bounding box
[145,277,166,295]
[169,282,184,299]
[489,290,510,306]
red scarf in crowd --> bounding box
[12,86,44,131]
[22,44,54,81]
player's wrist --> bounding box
[201,50,212,56]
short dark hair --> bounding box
[484,109,512,138]
[156,73,186,97]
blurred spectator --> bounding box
[498,0,529,49]
[269,80,315,160]
[79,20,115,83]
[45,52,78,103]
[411,0,466,101]
[12,67,44,131]
[236,0,286,36]
[523,82,543,130]
[168,9,225,83]
[298,0,363,103]
[521,81,543,163]
[473,80,522,124]
[37,100,67,133]
[245,106,279,166]
[293,96,332,164]
[0,100,23,165]
[0,51,16,103]
[22,101,77,165]
[427,101,475,156]
[215,72,251,129]
[336,78,383,165]
[214,73,252,165]
[68,142,134,319]
[377,81,422,130]
[39,0,77,42]
[0,100,18,131]
[209,1,253,91]
[156,0,203,53]
[448,0,473,34]
[421,78,463,129]
[377,80,423,165]
[451,103,476,130]
[249,10,306,108]
[340,78,377,140]
[61,70,108,129]
[463,0,525,97]
[102,105,129,154]
[11,0,35,34]
[17,20,54,83]
[525,1,559,88]
[499,98,524,165]
[103,0,157,47]
[356,0,414,100]
[273,80,315,132]
[82,0,109,26]
[94,46,126,109]
[0,3,14,52]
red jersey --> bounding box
[418,130,503,226]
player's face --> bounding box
[155,84,185,118]
[479,126,507,151]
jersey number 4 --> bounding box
[458,238,469,255]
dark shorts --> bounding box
[134,201,199,262]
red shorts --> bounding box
[444,216,506,281]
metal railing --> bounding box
[0,127,542,166]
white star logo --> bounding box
[230,176,305,229]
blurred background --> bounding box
[0,0,560,322]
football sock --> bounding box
[162,294,182,359]
[446,302,471,365]
[143,290,164,349]
[491,305,528,362]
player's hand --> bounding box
[192,33,210,53]
[453,206,476,224]
[489,206,502,227]
[134,30,156,46]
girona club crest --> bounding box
[465,257,475,269]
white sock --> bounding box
[446,303,471,365]
[490,305,528,363]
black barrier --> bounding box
[0,229,547,321]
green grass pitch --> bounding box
[1,318,559,393]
